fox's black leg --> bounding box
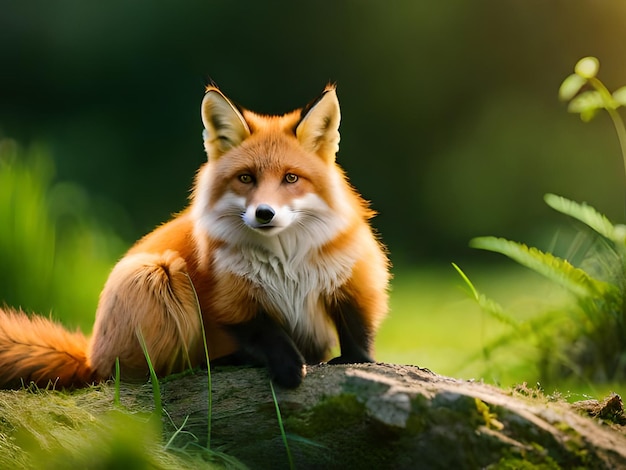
[226,311,305,388]
[328,297,375,364]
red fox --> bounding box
[0,85,390,389]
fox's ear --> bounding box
[296,86,341,161]
[201,87,250,160]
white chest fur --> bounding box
[213,236,356,348]
[194,187,358,349]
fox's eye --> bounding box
[284,173,298,184]
[238,174,254,184]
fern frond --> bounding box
[544,193,618,242]
[469,236,616,298]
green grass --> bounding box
[378,264,556,374]
[269,380,294,470]
[0,139,123,331]
[378,264,625,400]
[0,385,218,470]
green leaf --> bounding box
[612,86,626,107]
[580,107,599,122]
[613,224,626,245]
[574,56,599,79]
[469,236,614,298]
[544,193,617,241]
[567,90,604,114]
[559,73,587,101]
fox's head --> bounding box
[192,85,365,253]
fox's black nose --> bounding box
[255,204,275,224]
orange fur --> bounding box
[0,308,96,388]
[0,85,390,388]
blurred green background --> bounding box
[2,1,626,395]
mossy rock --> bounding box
[158,363,626,469]
[0,363,625,469]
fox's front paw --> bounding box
[328,353,374,365]
[269,354,306,388]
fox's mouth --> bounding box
[242,218,275,231]
[248,223,285,236]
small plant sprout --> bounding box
[559,56,626,179]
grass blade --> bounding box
[452,263,519,328]
[114,357,121,407]
[137,328,162,429]
[270,380,294,470]
[184,272,212,449]
[164,413,191,450]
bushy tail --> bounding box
[0,308,100,389]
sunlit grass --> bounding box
[0,139,124,331]
[378,263,625,400]
[378,263,555,373]
[0,385,219,470]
